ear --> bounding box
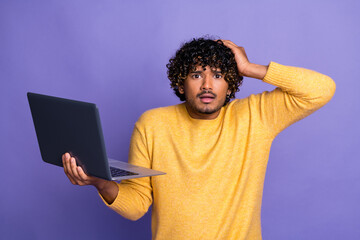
[227,89,231,96]
[179,86,184,94]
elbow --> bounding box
[321,76,336,103]
[310,75,336,107]
[302,76,336,110]
[116,193,152,221]
[123,208,148,221]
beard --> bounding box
[184,91,226,115]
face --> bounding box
[179,65,231,120]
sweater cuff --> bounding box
[97,182,137,215]
[97,182,121,208]
[263,61,299,88]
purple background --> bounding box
[1,0,359,239]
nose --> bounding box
[201,75,213,90]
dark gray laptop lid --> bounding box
[27,92,112,180]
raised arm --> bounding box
[221,39,336,136]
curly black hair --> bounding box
[166,37,243,105]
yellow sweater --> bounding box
[100,62,336,239]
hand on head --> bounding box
[217,39,268,80]
[217,39,251,77]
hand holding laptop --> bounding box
[28,93,165,204]
[62,152,118,204]
[27,92,165,183]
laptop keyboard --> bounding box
[110,166,139,177]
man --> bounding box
[62,38,336,239]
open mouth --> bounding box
[199,93,215,103]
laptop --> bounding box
[27,92,166,181]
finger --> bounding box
[65,155,81,183]
[67,173,78,185]
[77,166,89,182]
[64,153,73,175]
[221,40,238,49]
[69,157,82,181]
[220,39,230,44]
[62,153,71,175]
[62,153,66,169]
[221,39,239,47]
[221,39,235,44]
[214,39,224,44]
[62,154,78,185]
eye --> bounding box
[214,74,223,79]
[192,74,201,79]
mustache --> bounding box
[196,90,217,98]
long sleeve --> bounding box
[257,61,336,137]
[99,122,153,221]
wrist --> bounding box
[243,63,268,80]
[93,178,110,191]
[95,180,118,205]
